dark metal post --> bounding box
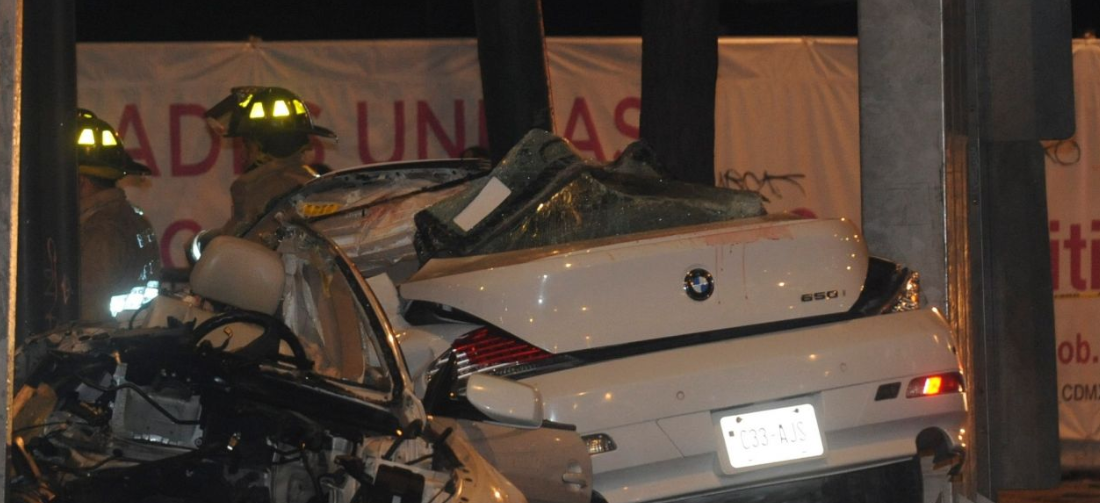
[967,140,1061,493]
[473,0,554,164]
[639,0,718,184]
[16,0,77,338]
[963,0,1072,494]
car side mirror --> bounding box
[465,373,544,428]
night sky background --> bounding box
[74,0,1100,43]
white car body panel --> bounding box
[398,323,472,396]
[396,214,965,502]
[263,159,964,502]
[393,300,964,501]
[403,217,868,353]
[467,373,545,427]
[529,309,957,432]
[519,309,964,501]
[441,424,530,503]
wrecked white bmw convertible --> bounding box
[11,218,593,503]
[246,130,967,503]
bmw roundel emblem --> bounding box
[684,268,715,301]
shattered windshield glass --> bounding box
[278,229,392,390]
[414,130,765,260]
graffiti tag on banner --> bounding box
[718,169,807,203]
[1043,137,1082,167]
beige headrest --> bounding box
[191,236,285,315]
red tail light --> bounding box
[439,327,574,379]
[455,327,551,367]
[906,372,965,398]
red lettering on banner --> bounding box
[615,97,641,140]
[1093,220,1100,289]
[1077,333,1092,363]
[170,104,220,177]
[116,104,161,176]
[358,101,406,163]
[160,219,202,269]
[417,100,466,158]
[1067,223,1088,291]
[306,102,327,164]
[563,97,606,161]
[1050,219,1100,292]
[1051,220,1061,291]
[613,96,642,157]
[1057,333,1093,364]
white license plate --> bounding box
[718,403,824,470]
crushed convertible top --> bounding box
[255,161,485,282]
[413,130,765,261]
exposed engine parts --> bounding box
[11,326,458,503]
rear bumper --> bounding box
[587,404,963,503]
[640,456,926,503]
[523,310,967,503]
[593,410,964,502]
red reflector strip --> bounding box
[452,328,553,370]
[906,372,964,398]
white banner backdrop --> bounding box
[1049,40,1100,469]
[76,35,1100,468]
[76,37,860,269]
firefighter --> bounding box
[76,109,160,322]
[203,86,337,239]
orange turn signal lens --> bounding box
[923,376,942,395]
[906,372,964,398]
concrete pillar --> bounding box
[858,0,949,311]
[0,0,22,494]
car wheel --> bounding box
[822,456,923,503]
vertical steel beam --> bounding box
[0,0,23,496]
[944,0,980,496]
[968,140,1060,493]
[639,0,719,185]
[15,0,77,339]
[964,0,1070,494]
[975,0,1074,142]
[473,0,554,165]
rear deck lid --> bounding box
[402,216,868,353]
